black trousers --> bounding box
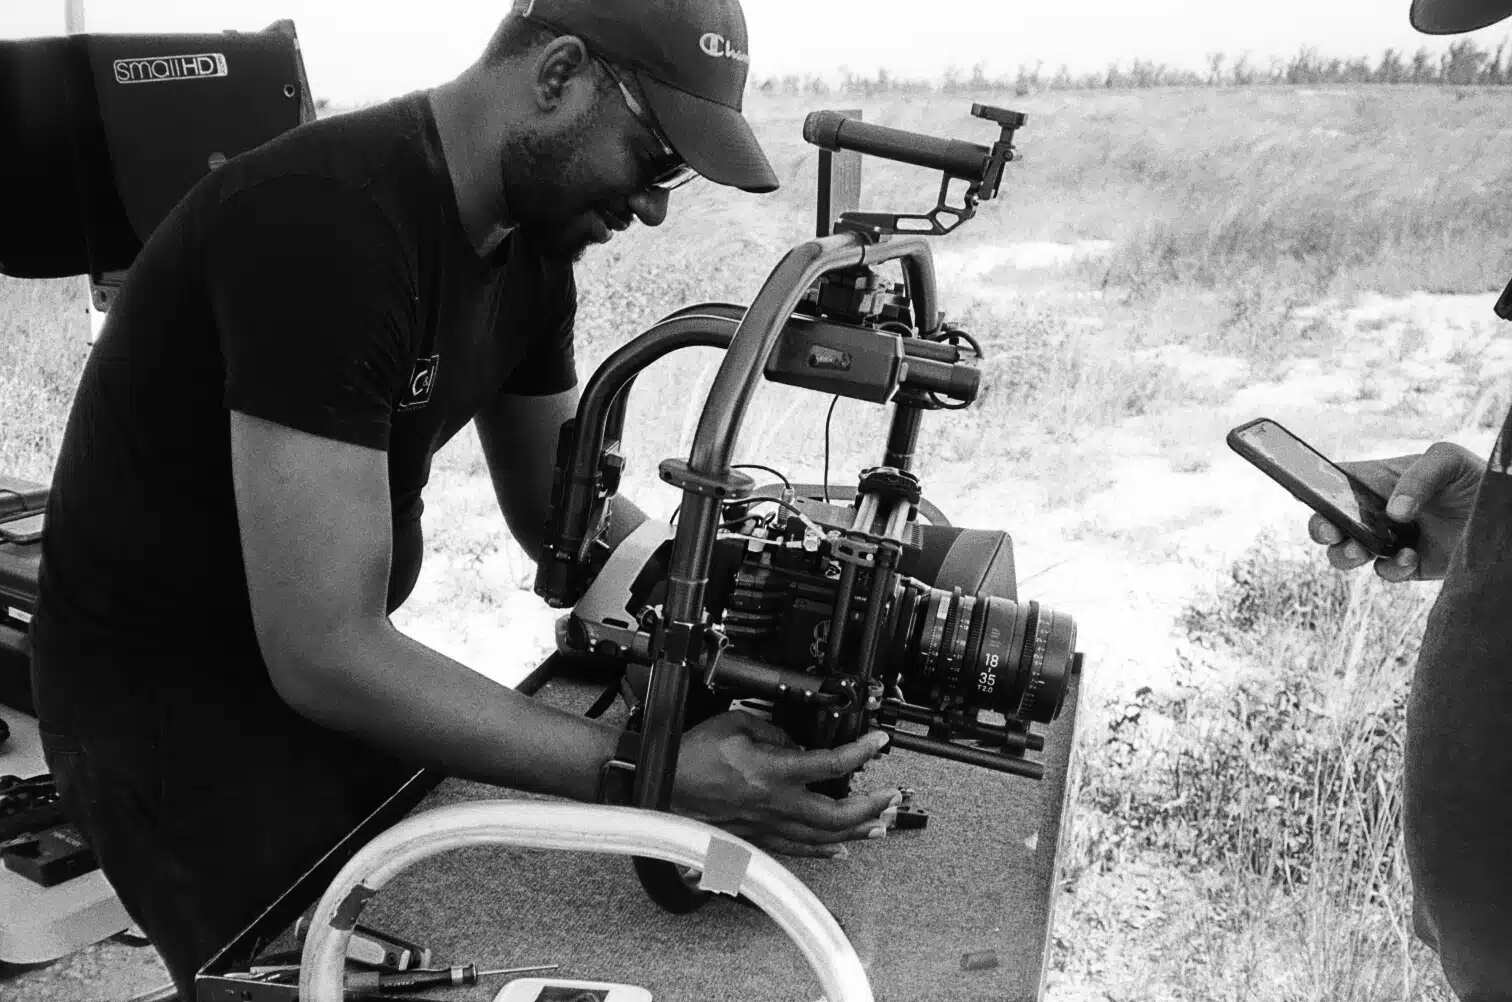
[29,625,415,1002]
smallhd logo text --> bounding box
[113,53,228,85]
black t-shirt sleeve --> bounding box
[201,175,417,450]
[499,260,578,396]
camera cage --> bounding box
[532,105,1086,911]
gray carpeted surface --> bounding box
[256,672,1081,1002]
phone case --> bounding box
[1226,417,1417,557]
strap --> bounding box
[596,716,642,806]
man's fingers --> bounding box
[1374,548,1419,583]
[1385,493,1416,523]
[762,730,890,783]
[747,833,852,859]
[733,813,897,858]
[1327,540,1371,571]
[765,786,901,834]
[736,784,899,836]
[757,806,898,847]
[1387,442,1481,521]
[744,819,879,848]
[1309,513,1344,545]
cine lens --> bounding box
[897,587,1075,723]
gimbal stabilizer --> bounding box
[533,104,1085,913]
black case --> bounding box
[1,21,314,282]
[0,22,315,712]
[0,476,44,714]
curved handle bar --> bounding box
[297,801,874,1002]
[634,233,938,811]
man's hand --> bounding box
[672,711,901,859]
[1306,442,1483,582]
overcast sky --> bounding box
[2,0,1504,104]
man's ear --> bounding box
[532,35,594,111]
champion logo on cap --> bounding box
[699,32,749,63]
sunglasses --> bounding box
[595,59,699,192]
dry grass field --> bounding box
[8,82,1512,999]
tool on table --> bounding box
[346,964,561,993]
[244,963,563,995]
[232,967,565,1002]
[295,916,434,971]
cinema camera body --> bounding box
[532,104,1087,911]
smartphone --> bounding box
[492,979,653,1002]
[1226,417,1419,557]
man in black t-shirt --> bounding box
[28,0,901,994]
[1305,1,1512,997]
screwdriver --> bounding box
[347,963,559,993]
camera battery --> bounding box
[1,822,99,887]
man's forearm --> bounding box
[276,620,620,802]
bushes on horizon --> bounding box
[751,35,1512,97]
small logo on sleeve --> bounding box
[399,355,439,411]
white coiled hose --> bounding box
[297,800,873,1002]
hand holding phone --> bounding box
[1304,441,1485,582]
[1227,418,1420,558]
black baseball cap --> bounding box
[1410,0,1512,33]
[516,0,779,193]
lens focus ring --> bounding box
[900,590,1075,725]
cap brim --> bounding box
[635,74,778,194]
[1411,0,1512,32]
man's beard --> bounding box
[500,121,611,264]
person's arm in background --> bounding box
[1307,439,1512,994]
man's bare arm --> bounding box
[474,387,648,558]
[229,409,617,800]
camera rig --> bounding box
[533,104,1086,913]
